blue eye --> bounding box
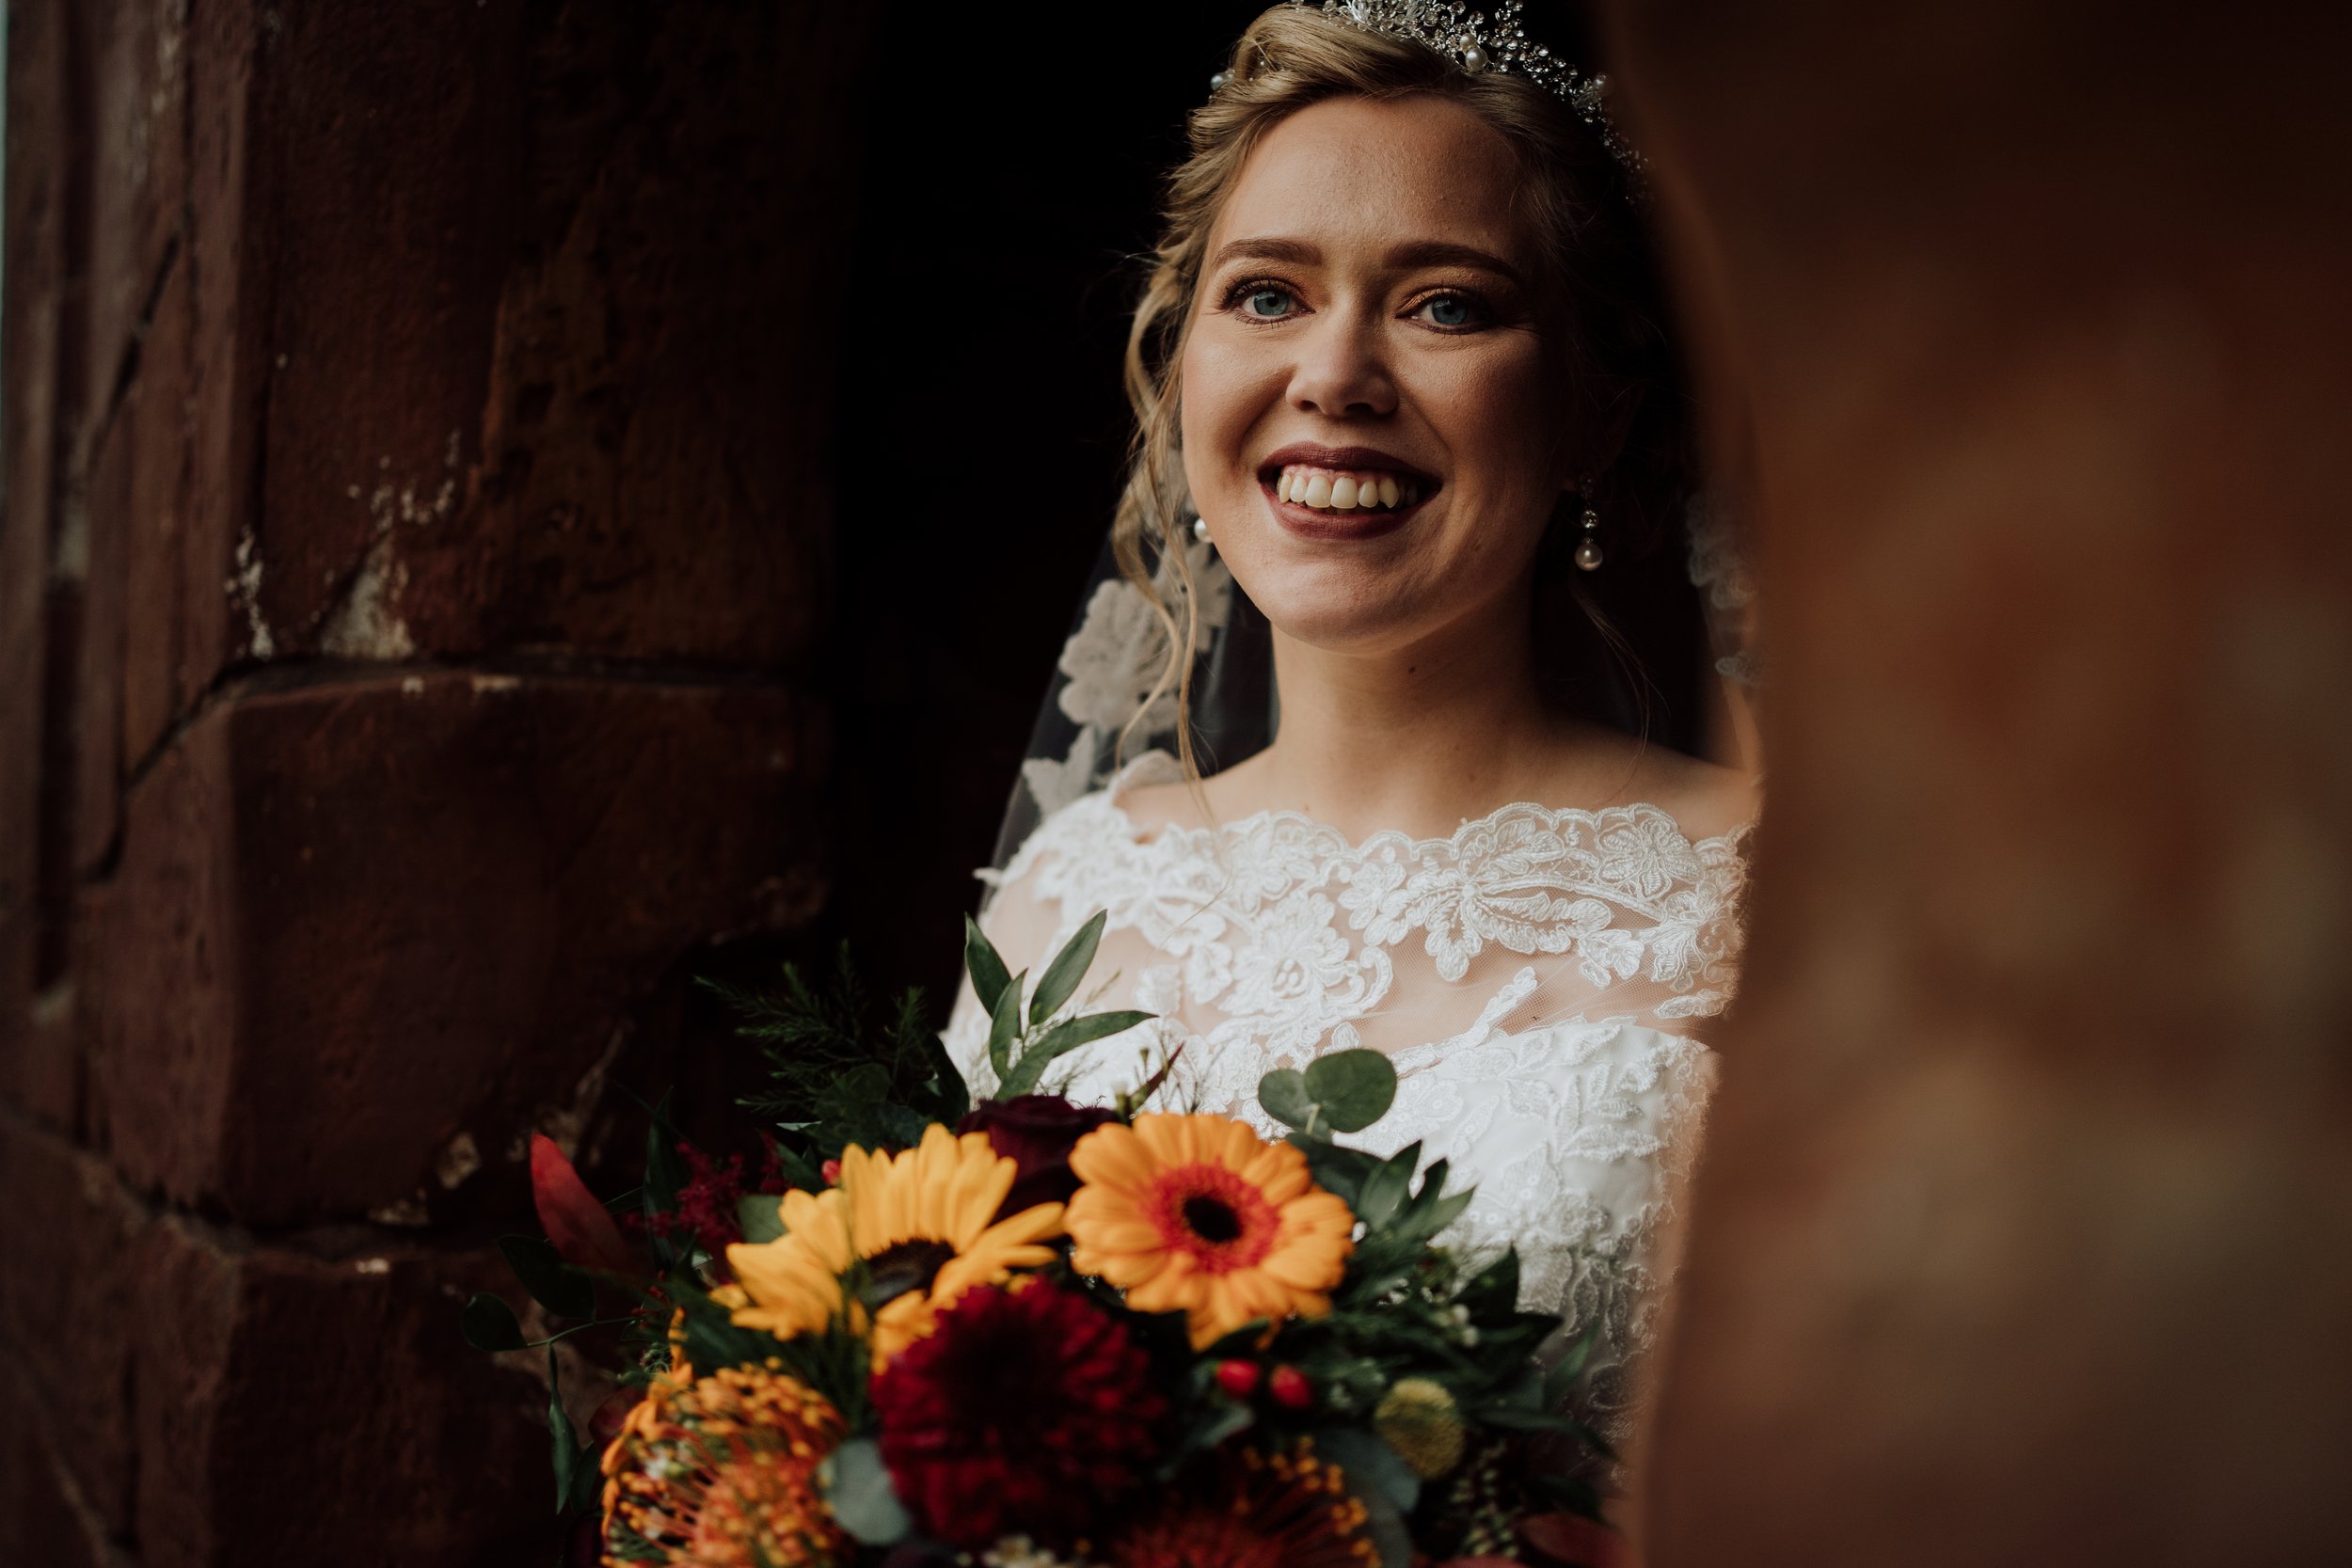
[1243,287,1295,319]
[1418,293,1481,328]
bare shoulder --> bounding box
[1563,722,1759,842]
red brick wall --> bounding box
[0,3,857,1561]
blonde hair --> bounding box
[1111,4,1695,781]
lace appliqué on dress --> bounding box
[946,768,1751,1450]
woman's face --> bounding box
[1179,93,1574,657]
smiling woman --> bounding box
[947,1,1765,1551]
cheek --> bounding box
[1178,335,1282,496]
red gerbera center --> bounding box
[1144,1163,1280,1275]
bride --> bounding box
[946,0,1759,1528]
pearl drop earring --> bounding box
[1191,514,1211,545]
[1574,482,1603,571]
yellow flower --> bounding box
[1065,1114,1355,1350]
[600,1361,845,1567]
[724,1124,1065,1364]
[1372,1376,1467,1479]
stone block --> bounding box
[79,0,189,432]
[0,1113,147,1539]
[161,1,848,686]
[0,1365,122,1568]
[115,251,198,792]
[87,669,826,1225]
[135,1221,550,1568]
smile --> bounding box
[1272,465,1420,512]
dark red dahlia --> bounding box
[957,1094,1119,1218]
[872,1280,1166,1549]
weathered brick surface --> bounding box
[1607,3,2352,1563]
[0,1365,124,1568]
[78,0,188,432]
[0,1112,148,1538]
[1,0,71,1064]
[135,1223,548,1568]
[87,670,827,1226]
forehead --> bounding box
[1214,94,1531,261]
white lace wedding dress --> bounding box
[946,752,1753,1443]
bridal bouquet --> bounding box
[465,915,1618,1567]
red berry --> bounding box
[1216,1359,1261,1400]
[1269,1364,1312,1410]
[819,1158,842,1186]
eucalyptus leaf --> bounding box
[498,1234,595,1321]
[1314,1427,1422,1515]
[963,915,1013,1016]
[1355,1143,1419,1229]
[736,1192,786,1246]
[985,969,1026,1083]
[1257,1069,1315,1134]
[821,1436,913,1545]
[1302,1048,1397,1133]
[998,1009,1152,1098]
[1030,910,1106,1025]
[1391,1186,1475,1246]
[460,1291,528,1354]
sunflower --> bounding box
[1104,1441,1379,1568]
[1064,1114,1355,1350]
[599,1360,845,1567]
[724,1124,1066,1363]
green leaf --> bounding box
[1030,910,1106,1025]
[1391,1186,1475,1246]
[1355,1143,1419,1229]
[737,1192,786,1245]
[498,1234,595,1321]
[1303,1049,1397,1133]
[1291,1134,1380,1204]
[997,1009,1152,1098]
[985,969,1026,1083]
[547,1348,579,1514]
[1457,1247,1521,1321]
[963,915,1013,1016]
[821,1436,913,1545]
[1313,1428,1421,1515]
[1258,1069,1315,1134]
[1542,1322,1603,1409]
[460,1291,528,1353]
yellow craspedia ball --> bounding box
[1373,1376,1467,1479]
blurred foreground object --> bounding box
[1603,1,2352,1562]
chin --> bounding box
[1228,551,1440,654]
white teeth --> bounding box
[1272,464,1425,512]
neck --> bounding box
[1234,594,1563,841]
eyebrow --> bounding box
[1207,236,1525,287]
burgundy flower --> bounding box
[957,1095,1118,1217]
[873,1280,1166,1549]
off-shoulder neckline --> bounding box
[1096,753,1756,863]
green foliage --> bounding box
[546,1348,602,1517]
[965,917,1157,1101]
[460,1291,527,1353]
[498,1235,595,1321]
[819,1437,913,1546]
[1260,1048,1397,1138]
[706,944,969,1178]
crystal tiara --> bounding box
[1212,1,1646,188]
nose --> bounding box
[1285,309,1397,419]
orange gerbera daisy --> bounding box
[1065,1113,1355,1350]
[724,1124,1065,1363]
[599,1360,845,1568]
